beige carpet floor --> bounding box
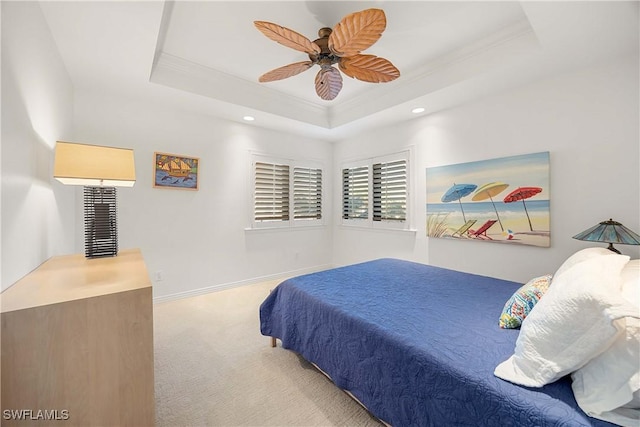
[153,280,385,427]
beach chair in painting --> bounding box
[469,219,498,240]
[451,220,477,237]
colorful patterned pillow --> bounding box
[499,274,553,329]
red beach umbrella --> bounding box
[503,187,542,231]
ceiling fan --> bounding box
[254,8,400,101]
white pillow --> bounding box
[570,260,640,427]
[571,317,640,427]
[625,389,640,409]
[494,253,634,387]
[621,259,640,306]
[553,247,616,282]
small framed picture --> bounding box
[153,152,199,190]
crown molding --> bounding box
[150,51,330,128]
[329,19,539,128]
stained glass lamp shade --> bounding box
[573,219,640,254]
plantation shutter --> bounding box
[293,167,322,220]
[342,166,369,219]
[373,159,407,222]
[254,161,290,222]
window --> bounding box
[254,162,290,222]
[373,159,407,222]
[342,165,369,220]
[252,156,323,228]
[293,167,322,220]
[342,151,409,229]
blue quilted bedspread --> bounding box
[259,258,617,427]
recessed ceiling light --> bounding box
[411,107,425,114]
[243,116,255,121]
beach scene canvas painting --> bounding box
[426,152,550,247]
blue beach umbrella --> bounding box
[441,183,477,223]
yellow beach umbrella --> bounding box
[472,182,509,231]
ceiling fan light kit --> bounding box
[254,8,400,101]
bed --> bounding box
[259,258,622,426]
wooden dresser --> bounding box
[1,249,154,426]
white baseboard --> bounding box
[152,263,333,304]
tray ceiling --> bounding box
[39,1,639,141]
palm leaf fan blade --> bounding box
[328,8,386,57]
[315,67,343,100]
[254,21,321,54]
[339,54,400,83]
[259,61,315,82]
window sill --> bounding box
[245,224,327,233]
[337,224,417,234]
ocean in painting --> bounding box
[427,200,549,223]
[155,170,197,189]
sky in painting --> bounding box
[426,152,550,205]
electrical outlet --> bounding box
[154,271,163,282]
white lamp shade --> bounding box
[54,141,136,187]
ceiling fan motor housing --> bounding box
[310,28,339,66]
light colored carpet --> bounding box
[153,280,385,427]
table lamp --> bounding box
[572,218,640,254]
[53,141,136,258]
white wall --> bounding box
[2,2,638,296]
[332,54,640,283]
[72,90,333,300]
[1,2,75,290]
